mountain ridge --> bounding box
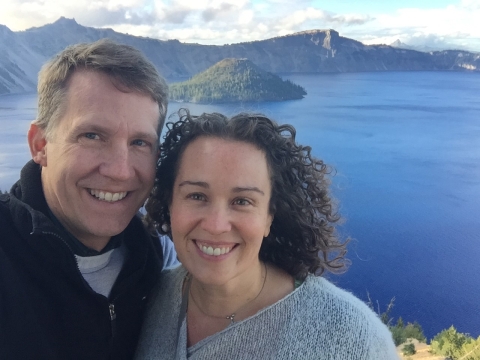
[0,17,479,94]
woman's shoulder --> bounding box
[296,275,398,357]
[146,266,187,310]
[156,265,187,292]
[159,264,188,284]
[303,275,379,317]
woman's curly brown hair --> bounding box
[145,109,348,279]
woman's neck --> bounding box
[188,261,267,320]
[185,263,295,347]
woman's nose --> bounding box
[200,205,232,235]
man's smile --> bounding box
[88,189,128,202]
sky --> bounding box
[1,0,480,51]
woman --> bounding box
[136,110,398,359]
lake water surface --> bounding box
[1,71,479,339]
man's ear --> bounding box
[28,122,48,166]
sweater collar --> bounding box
[12,160,50,216]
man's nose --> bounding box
[200,205,232,235]
[99,143,135,181]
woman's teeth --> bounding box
[199,244,232,256]
[89,189,127,202]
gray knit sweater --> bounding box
[135,267,399,360]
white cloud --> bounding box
[0,0,479,50]
[238,9,254,25]
[355,3,480,51]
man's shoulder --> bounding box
[0,192,12,220]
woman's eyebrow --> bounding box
[178,180,209,188]
[177,182,265,195]
[232,187,265,195]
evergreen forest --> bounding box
[169,58,307,103]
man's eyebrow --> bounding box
[178,181,209,188]
[133,131,159,141]
[74,123,158,140]
[232,187,265,196]
[74,123,110,134]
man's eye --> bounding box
[84,133,100,140]
[132,139,148,147]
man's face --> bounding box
[29,70,160,250]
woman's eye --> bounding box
[233,198,251,206]
[188,193,205,201]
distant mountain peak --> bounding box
[52,17,79,27]
[294,29,339,36]
[390,39,410,49]
[215,58,253,68]
[0,24,14,37]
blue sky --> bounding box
[2,0,480,50]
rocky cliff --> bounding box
[0,17,479,94]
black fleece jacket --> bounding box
[0,161,163,360]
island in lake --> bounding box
[169,58,307,103]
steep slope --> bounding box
[169,58,306,103]
[0,24,41,93]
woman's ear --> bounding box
[264,214,274,238]
[28,122,48,166]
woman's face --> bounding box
[169,136,273,286]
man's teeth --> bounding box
[89,189,127,202]
[199,244,232,256]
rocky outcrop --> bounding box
[0,17,479,94]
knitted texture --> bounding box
[136,266,398,359]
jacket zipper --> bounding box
[109,303,117,337]
[39,230,118,339]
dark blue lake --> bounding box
[1,71,479,339]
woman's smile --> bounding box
[193,240,236,257]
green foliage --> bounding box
[430,326,480,360]
[402,343,416,356]
[366,293,395,327]
[169,58,307,103]
[366,295,426,347]
[365,294,479,358]
[391,325,407,347]
[390,319,426,346]
[404,321,427,343]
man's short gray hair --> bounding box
[36,38,168,139]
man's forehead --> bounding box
[59,69,161,134]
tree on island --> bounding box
[169,58,307,103]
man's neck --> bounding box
[46,208,123,256]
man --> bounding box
[0,39,170,359]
